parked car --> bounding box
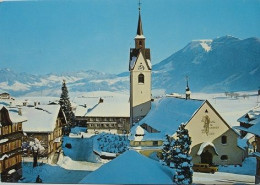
[192,163,218,174]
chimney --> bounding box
[34,102,37,107]
[18,107,22,116]
[84,104,87,108]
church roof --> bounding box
[129,49,151,70]
[140,97,205,136]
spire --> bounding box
[136,0,143,36]
[186,76,191,100]
[186,76,190,91]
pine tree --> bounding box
[174,123,193,185]
[162,134,171,166]
[59,80,75,129]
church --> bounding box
[128,6,245,166]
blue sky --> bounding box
[0,0,259,75]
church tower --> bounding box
[129,4,152,124]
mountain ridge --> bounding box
[0,35,259,96]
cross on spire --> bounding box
[138,0,142,11]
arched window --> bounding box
[139,40,142,46]
[138,74,144,83]
[221,155,228,161]
[221,136,227,144]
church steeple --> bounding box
[137,10,143,36]
[186,76,191,100]
[129,1,152,124]
[135,0,145,49]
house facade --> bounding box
[129,97,245,166]
[22,105,66,161]
[0,106,27,182]
[75,96,130,134]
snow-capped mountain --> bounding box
[0,36,259,96]
[152,36,260,93]
[0,69,129,96]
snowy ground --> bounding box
[218,157,256,175]
[193,172,255,184]
[21,162,91,183]
[192,91,259,127]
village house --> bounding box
[237,105,259,136]
[0,93,11,100]
[235,105,260,154]
[75,96,130,134]
[0,106,27,182]
[129,96,246,166]
[21,104,66,162]
[235,106,260,183]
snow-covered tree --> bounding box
[162,134,171,166]
[173,123,193,185]
[59,80,75,128]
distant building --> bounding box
[129,97,245,166]
[0,106,27,182]
[21,104,66,161]
[0,93,11,100]
[75,97,130,134]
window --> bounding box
[221,155,228,161]
[18,123,22,131]
[153,141,158,146]
[221,136,227,144]
[139,40,142,46]
[138,74,144,83]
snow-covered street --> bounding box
[21,162,91,183]
[193,172,255,184]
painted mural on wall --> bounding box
[201,114,219,136]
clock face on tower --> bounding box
[138,65,144,71]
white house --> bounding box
[129,97,245,165]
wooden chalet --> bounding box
[0,106,27,182]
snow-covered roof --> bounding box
[74,97,99,117]
[140,97,205,136]
[22,105,62,133]
[237,105,260,124]
[80,150,174,184]
[129,124,164,141]
[86,101,129,117]
[0,104,27,124]
[0,139,8,144]
[135,35,145,39]
[247,121,260,136]
[74,93,130,118]
[129,56,137,70]
[197,142,219,155]
[237,138,248,150]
